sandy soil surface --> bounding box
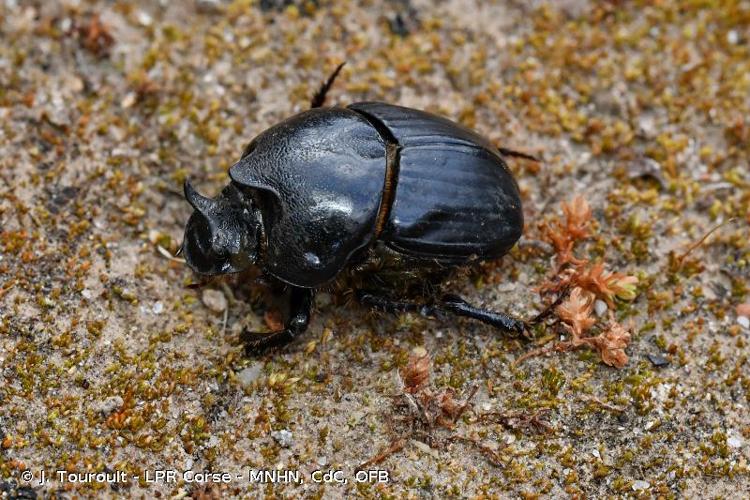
[1,0,749,498]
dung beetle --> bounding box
[180,64,544,350]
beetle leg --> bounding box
[241,287,314,352]
[357,290,529,337]
[439,294,526,337]
[356,290,441,319]
[310,62,346,108]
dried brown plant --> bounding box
[400,353,431,394]
[556,287,596,338]
[76,14,114,58]
[525,195,639,368]
[574,262,638,307]
[540,195,593,266]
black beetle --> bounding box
[180,64,543,350]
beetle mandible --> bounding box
[180,63,544,351]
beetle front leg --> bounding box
[241,287,314,352]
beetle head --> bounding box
[181,180,260,275]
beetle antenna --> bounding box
[310,62,346,109]
[498,147,540,163]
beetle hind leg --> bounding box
[356,289,525,336]
[356,290,441,318]
[439,294,526,337]
[241,287,314,353]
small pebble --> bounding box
[637,116,658,139]
[196,0,223,13]
[629,156,665,186]
[152,301,164,314]
[411,439,439,458]
[121,92,136,109]
[237,362,264,386]
[727,436,743,448]
[594,299,608,317]
[201,289,227,313]
[316,292,332,308]
[96,396,124,416]
[647,353,670,367]
[317,456,327,466]
[632,480,650,491]
[737,316,749,329]
[136,10,153,26]
[271,429,293,448]
[412,346,427,357]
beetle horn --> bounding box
[184,179,218,215]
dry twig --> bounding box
[449,435,506,467]
[357,438,407,470]
[675,218,736,270]
[479,408,554,433]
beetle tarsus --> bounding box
[310,62,346,108]
[242,287,314,353]
[497,146,540,163]
[526,285,572,326]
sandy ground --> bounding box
[1,0,750,498]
